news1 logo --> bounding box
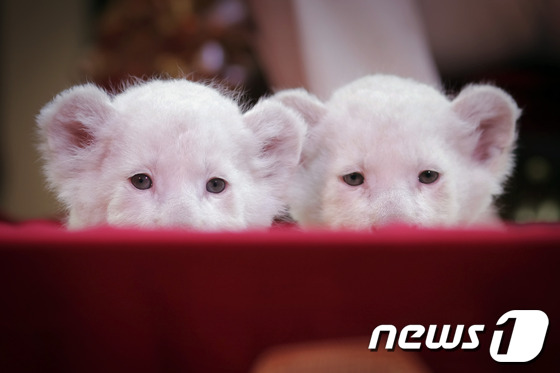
[369,310,549,363]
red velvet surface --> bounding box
[1,222,559,373]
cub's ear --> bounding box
[243,98,306,195]
[452,84,521,176]
[270,88,327,166]
[36,84,114,181]
[271,88,327,127]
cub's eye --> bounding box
[342,172,364,186]
[130,173,153,190]
[418,170,439,184]
[206,177,227,193]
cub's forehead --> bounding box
[324,78,457,143]
[325,98,452,143]
[105,80,253,156]
[319,84,460,166]
[110,80,245,132]
[328,75,451,119]
[117,79,238,109]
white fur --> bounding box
[37,79,305,230]
[274,75,520,229]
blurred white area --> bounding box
[293,0,439,98]
[251,0,439,98]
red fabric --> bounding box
[1,222,559,373]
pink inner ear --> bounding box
[67,120,95,149]
[261,135,293,179]
[48,119,95,155]
[262,136,281,156]
[473,119,504,163]
[471,103,516,165]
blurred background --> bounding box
[1,0,559,223]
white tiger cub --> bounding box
[273,74,520,229]
[37,79,305,229]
